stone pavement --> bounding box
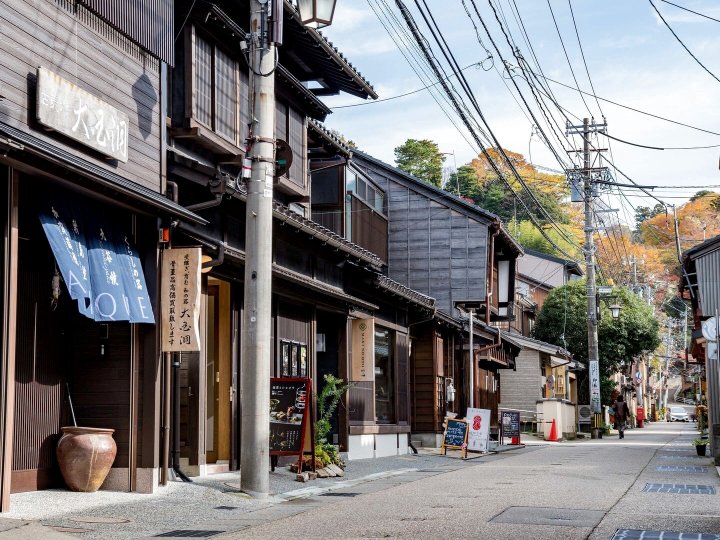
[1,421,719,538]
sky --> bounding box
[318,0,720,226]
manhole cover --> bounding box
[490,506,605,527]
[613,530,720,539]
[49,526,93,534]
[70,516,131,524]
[643,484,716,494]
[656,466,708,473]
[155,531,224,538]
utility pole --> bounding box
[241,0,276,498]
[583,118,601,432]
[567,117,607,437]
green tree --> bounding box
[532,281,660,404]
[394,139,445,187]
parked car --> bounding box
[668,406,690,422]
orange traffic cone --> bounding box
[548,419,559,441]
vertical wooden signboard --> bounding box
[161,247,201,352]
[270,378,314,472]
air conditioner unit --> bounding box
[578,404,593,424]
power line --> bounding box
[393,0,582,261]
[545,0,593,116]
[330,62,482,109]
[523,66,720,137]
[660,0,720,25]
[567,0,604,117]
[649,0,720,85]
[604,132,720,150]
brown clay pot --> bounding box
[57,427,117,492]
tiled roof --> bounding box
[375,275,436,310]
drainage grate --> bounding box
[656,466,708,473]
[320,492,360,497]
[659,455,705,460]
[154,531,225,538]
[214,506,238,510]
[643,484,716,494]
[613,530,720,539]
[662,448,694,452]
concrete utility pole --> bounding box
[568,117,607,436]
[582,118,601,430]
[241,0,276,498]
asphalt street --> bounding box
[1,419,718,539]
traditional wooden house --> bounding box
[0,0,203,510]
[345,150,522,444]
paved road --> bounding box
[223,422,719,539]
[2,421,718,539]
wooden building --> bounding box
[341,150,523,443]
[0,0,205,511]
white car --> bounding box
[668,406,689,422]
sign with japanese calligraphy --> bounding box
[351,318,374,382]
[39,203,154,324]
[36,67,129,162]
[270,378,311,458]
[161,248,201,352]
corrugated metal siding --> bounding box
[78,0,174,64]
[697,250,720,316]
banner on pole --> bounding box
[590,360,601,413]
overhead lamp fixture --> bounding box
[609,303,622,320]
[297,0,337,29]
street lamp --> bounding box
[297,0,337,28]
[609,303,622,319]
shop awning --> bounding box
[39,201,155,324]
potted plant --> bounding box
[692,438,709,456]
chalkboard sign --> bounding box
[501,410,521,443]
[270,378,311,460]
[441,419,468,457]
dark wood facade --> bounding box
[0,0,196,512]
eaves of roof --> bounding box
[308,120,352,157]
[375,275,436,310]
[283,1,377,99]
[523,248,583,275]
[500,331,571,358]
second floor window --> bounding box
[193,33,239,143]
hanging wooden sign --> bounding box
[351,318,374,382]
[161,247,201,352]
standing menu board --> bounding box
[441,419,468,458]
[270,378,313,470]
[501,410,521,444]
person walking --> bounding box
[614,395,630,439]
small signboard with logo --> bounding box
[466,408,491,453]
[441,418,468,458]
[270,377,314,471]
[160,248,202,352]
[351,318,374,382]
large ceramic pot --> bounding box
[57,427,117,492]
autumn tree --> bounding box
[394,139,445,187]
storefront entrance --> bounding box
[205,278,233,469]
